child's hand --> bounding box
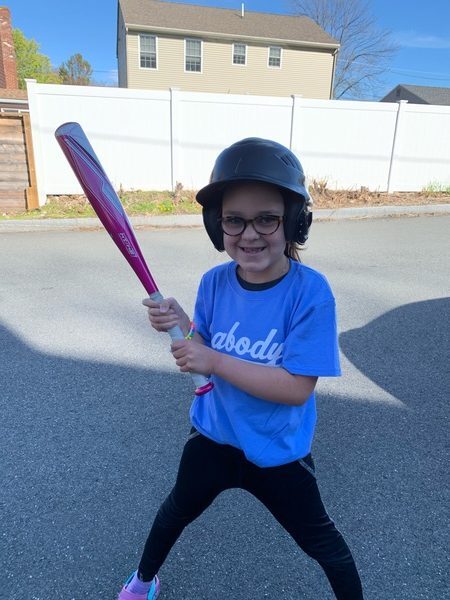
[142,297,190,335]
[171,339,217,376]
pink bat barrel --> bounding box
[55,122,159,295]
[55,122,213,396]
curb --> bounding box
[0,204,449,232]
[310,203,450,220]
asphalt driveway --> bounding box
[1,216,448,599]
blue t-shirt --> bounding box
[190,259,341,467]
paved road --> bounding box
[1,216,448,600]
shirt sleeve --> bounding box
[193,275,212,345]
[282,299,341,377]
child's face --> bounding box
[222,182,288,284]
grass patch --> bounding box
[0,188,203,220]
[422,182,450,194]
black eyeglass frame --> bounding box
[218,215,284,236]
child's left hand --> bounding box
[171,339,217,376]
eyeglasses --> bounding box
[218,215,284,236]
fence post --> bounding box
[170,87,180,192]
[290,94,302,150]
[387,100,408,193]
[22,112,39,210]
[25,78,46,206]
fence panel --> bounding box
[391,103,450,192]
[292,99,398,191]
[26,80,450,206]
[175,91,293,190]
[26,82,173,204]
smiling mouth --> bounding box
[240,247,265,254]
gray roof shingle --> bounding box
[119,0,339,47]
[381,84,450,106]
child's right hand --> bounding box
[142,297,191,336]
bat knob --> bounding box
[194,381,214,396]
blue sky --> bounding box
[5,0,450,99]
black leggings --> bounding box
[138,430,363,599]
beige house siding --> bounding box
[125,32,334,99]
[117,10,128,87]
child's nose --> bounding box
[241,220,260,238]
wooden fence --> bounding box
[0,112,38,213]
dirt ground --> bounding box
[14,188,448,220]
[51,189,450,211]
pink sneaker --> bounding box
[118,572,160,599]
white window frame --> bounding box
[139,34,158,70]
[185,38,202,73]
[267,46,282,68]
[232,43,247,66]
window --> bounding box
[268,46,282,68]
[233,43,246,65]
[140,34,157,69]
[185,38,202,72]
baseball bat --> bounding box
[55,122,213,396]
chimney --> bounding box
[241,3,245,18]
[0,7,19,89]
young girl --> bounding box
[118,138,364,599]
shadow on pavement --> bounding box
[1,322,192,599]
[1,323,333,599]
[323,298,449,599]
[1,312,448,600]
[339,297,449,408]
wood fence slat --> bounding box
[0,132,25,143]
[0,143,26,159]
[0,189,26,212]
[0,118,24,127]
[0,113,37,213]
[0,181,29,190]
[0,154,26,162]
[1,172,28,183]
[0,190,26,198]
[0,161,28,173]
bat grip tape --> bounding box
[149,291,213,395]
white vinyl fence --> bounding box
[26,79,450,207]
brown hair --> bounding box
[285,242,302,262]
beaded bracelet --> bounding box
[185,321,195,340]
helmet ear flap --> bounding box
[283,194,312,245]
[297,209,313,244]
[202,202,224,251]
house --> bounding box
[117,0,339,98]
[380,84,450,106]
[0,88,28,111]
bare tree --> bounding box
[290,0,397,99]
[59,53,93,86]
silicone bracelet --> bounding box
[185,321,195,340]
